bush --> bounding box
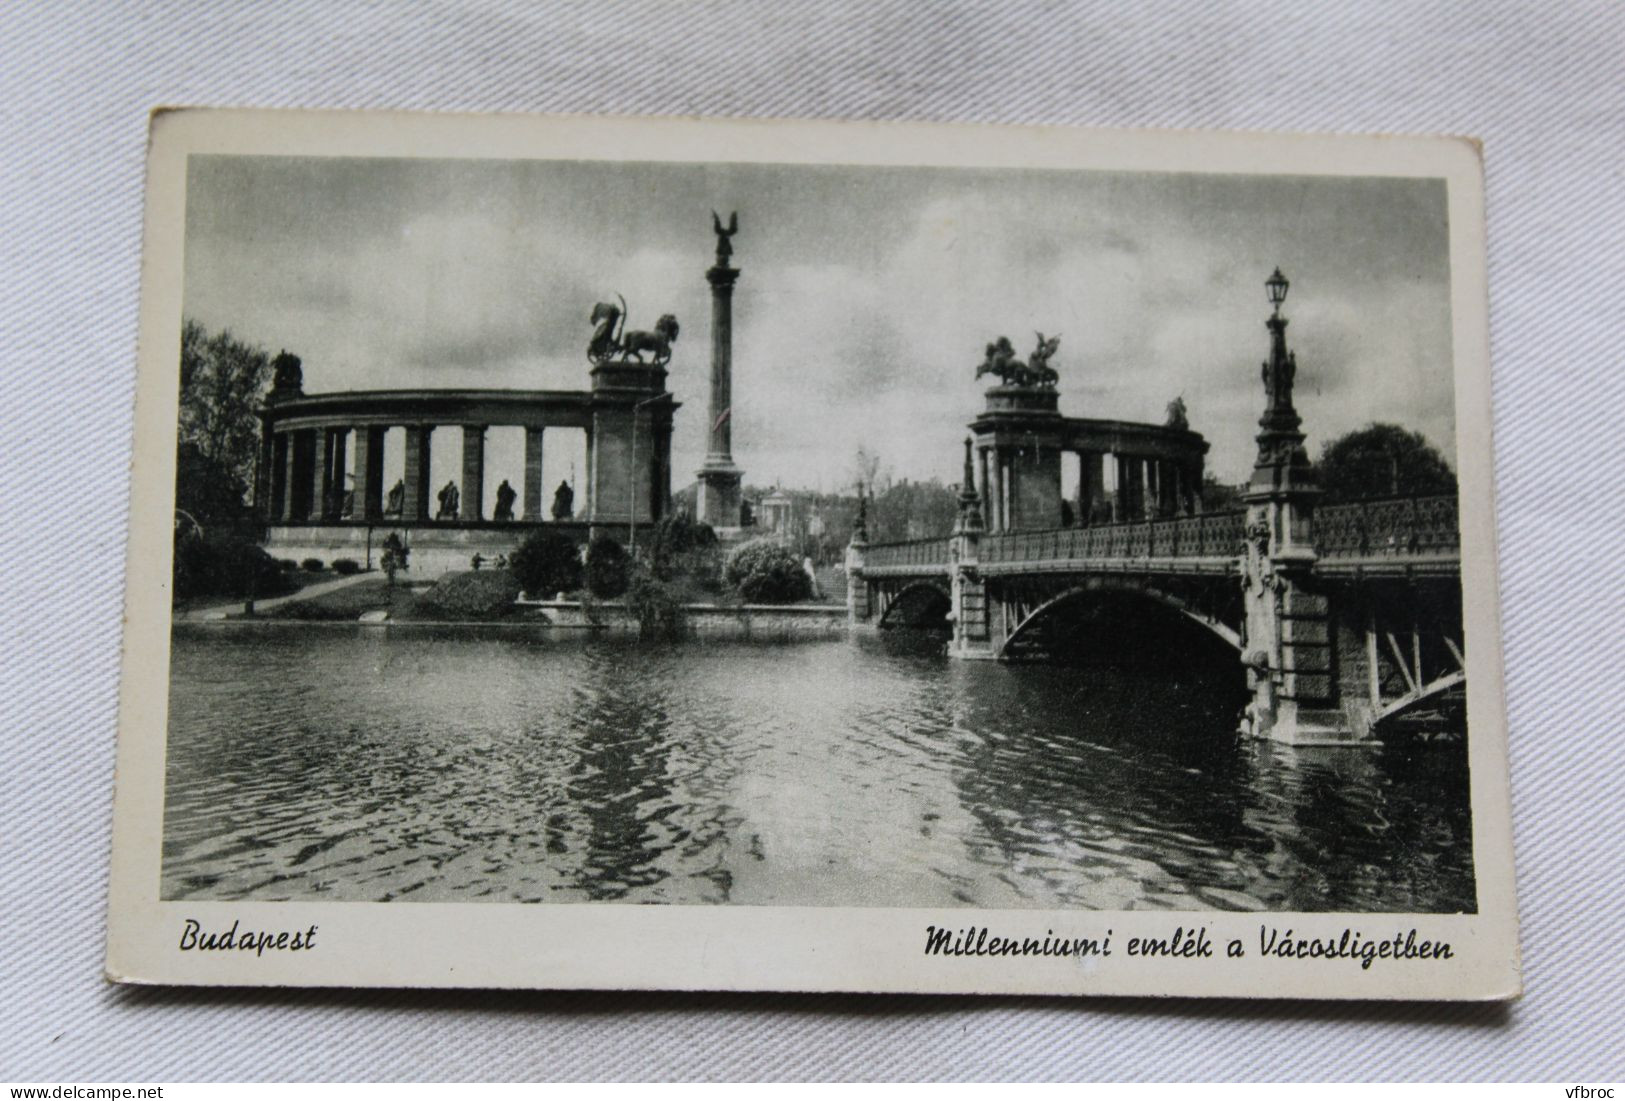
[277,558,299,571]
[626,568,684,640]
[650,514,721,584]
[584,536,630,598]
[422,570,522,617]
[331,558,361,575]
[173,533,289,601]
[301,557,324,573]
[509,529,582,598]
[724,538,813,604]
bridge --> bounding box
[847,272,1465,746]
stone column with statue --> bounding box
[696,211,745,531]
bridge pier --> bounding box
[1238,270,1366,746]
[948,438,997,659]
[845,491,873,626]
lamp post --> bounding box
[1266,266,1289,315]
[627,392,669,556]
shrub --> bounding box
[379,533,409,587]
[173,533,288,601]
[277,558,300,571]
[650,513,721,584]
[724,538,812,604]
[584,535,630,598]
[331,558,361,575]
[509,529,582,598]
[301,557,324,573]
[422,570,522,617]
[626,567,684,640]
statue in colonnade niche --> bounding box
[551,480,574,520]
[436,480,460,520]
[493,480,517,522]
[384,479,405,518]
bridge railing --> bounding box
[857,495,1457,573]
[980,511,1247,565]
[1312,494,1460,559]
[862,536,952,570]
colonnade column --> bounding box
[254,425,274,520]
[319,428,347,520]
[352,426,385,520]
[1131,458,1149,519]
[977,447,991,531]
[583,427,594,522]
[268,432,289,521]
[280,431,300,522]
[990,451,1006,533]
[401,425,433,522]
[460,425,485,521]
[522,427,545,520]
[1158,461,1180,517]
[1084,451,1106,524]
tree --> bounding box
[1199,473,1242,512]
[584,536,631,598]
[1317,423,1457,503]
[869,478,959,543]
[177,319,273,531]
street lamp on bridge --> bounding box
[1266,266,1290,315]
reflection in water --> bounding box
[162,624,1475,911]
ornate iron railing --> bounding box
[857,496,1457,574]
[980,511,1247,565]
[1313,495,1459,559]
[861,536,952,570]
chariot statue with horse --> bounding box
[587,294,680,367]
[975,332,1061,388]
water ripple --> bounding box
[162,626,1475,911]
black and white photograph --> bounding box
[107,109,1516,998]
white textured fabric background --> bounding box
[3,0,1622,1082]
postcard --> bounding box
[107,109,1517,998]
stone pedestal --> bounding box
[697,460,743,530]
[844,538,871,626]
[969,386,1066,532]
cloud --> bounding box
[182,156,1457,491]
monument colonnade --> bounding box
[970,389,1209,534]
[257,391,599,527]
[256,375,677,535]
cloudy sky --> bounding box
[183,154,1454,492]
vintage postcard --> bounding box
[107,109,1518,998]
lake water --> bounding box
[162,625,1476,912]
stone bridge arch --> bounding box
[997,576,1243,661]
[876,579,953,629]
